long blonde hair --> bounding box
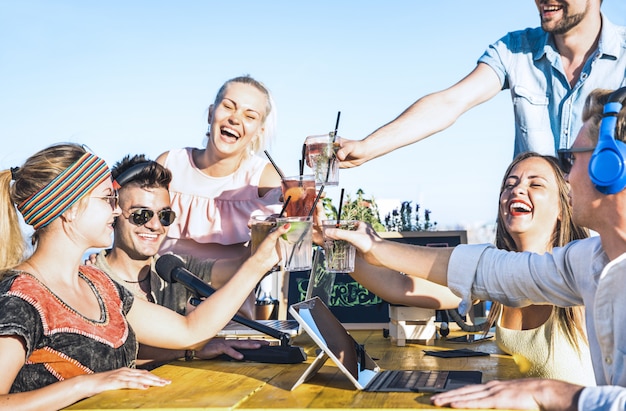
[488,152,588,351]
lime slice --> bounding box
[280,221,309,242]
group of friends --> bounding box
[1,1,626,410]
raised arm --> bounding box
[350,257,460,309]
[325,222,453,287]
[336,63,501,168]
[126,222,288,350]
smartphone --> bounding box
[446,334,494,344]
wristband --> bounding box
[185,349,195,361]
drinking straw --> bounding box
[336,188,345,225]
[326,111,341,182]
[278,196,291,218]
[301,142,307,171]
[308,184,325,218]
[264,150,285,180]
[332,111,341,142]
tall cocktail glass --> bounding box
[322,220,358,273]
[280,174,316,217]
[277,216,313,271]
[304,133,339,186]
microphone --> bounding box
[155,253,218,296]
[155,254,306,364]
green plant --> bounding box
[323,188,386,232]
[384,201,437,232]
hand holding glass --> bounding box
[249,215,280,272]
[277,216,313,271]
[321,220,358,273]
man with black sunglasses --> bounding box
[92,154,266,367]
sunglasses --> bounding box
[557,147,595,174]
[124,208,177,227]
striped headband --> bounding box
[17,152,111,230]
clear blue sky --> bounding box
[2,1,626,230]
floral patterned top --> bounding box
[0,266,137,393]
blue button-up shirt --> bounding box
[479,14,626,157]
[448,238,626,410]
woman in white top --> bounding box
[157,76,283,319]
[157,75,282,262]
[343,152,594,385]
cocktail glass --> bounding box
[277,216,313,271]
[249,214,280,272]
[280,174,316,217]
[321,220,358,273]
[304,133,339,186]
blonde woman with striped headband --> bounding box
[0,143,288,410]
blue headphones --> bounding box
[588,87,626,194]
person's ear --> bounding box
[62,204,79,223]
[248,128,264,152]
[253,126,265,146]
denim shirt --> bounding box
[448,238,626,410]
[478,14,626,157]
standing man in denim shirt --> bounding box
[337,0,626,167]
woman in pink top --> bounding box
[157,76,282,319]
[157,76,282,262]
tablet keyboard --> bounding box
[368,370,449,391]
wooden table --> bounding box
[65,330,523,410]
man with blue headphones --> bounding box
[327,87,626,409]
[337,0,626,168]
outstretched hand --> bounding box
[81,367,170,396]
[335,138,370,169]
[250,222,290,274]
[430,378,583,411]
[197,338,269,360]
[323,221,386,267]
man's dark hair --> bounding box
[111,154,171,190]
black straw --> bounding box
[332,111,341,142]
[278,196,291,218]
[308,184,325,218]
[326,111,342,182]
[264,150,285,180]
[336,188,345,224]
